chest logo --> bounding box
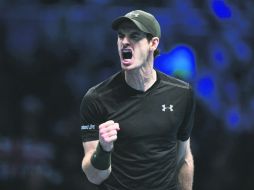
[162,104,174,112]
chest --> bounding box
[104,90,187,140]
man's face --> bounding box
[117,21,151,71]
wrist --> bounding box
[90,142,112,170]
[100,142,113,152]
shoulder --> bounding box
[157,71,191,90]
[80,72,123,114]
[81,71,123,107]
[85,71,123,98]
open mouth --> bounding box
[122,49,132,59]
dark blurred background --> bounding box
[0,0,253,190]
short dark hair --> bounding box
[146,33,160,58]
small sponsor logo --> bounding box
[162,104,174,112]
[81,124,96,130]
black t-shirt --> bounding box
[80,70,195,190]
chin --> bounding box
[122,66,134,71]
[121,66,132,71]
[121,62,132,69]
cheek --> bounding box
[135,43,147,55]
[137,46,149,58]
[117,41,121,53]
[133,49,148,65]
[117,39,122,47]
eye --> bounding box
[130,32,146,41]
[130,33,139,40]
[118,33,124,39]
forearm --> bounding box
[177,152,194,190]
[82,150,111,185]
[81,121,119,185]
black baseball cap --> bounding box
[112,10,161,38]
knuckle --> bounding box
[107,120,114,125]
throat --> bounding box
[124,69,157,92]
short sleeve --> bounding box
[80,89,104,142]
[177,86,195,141]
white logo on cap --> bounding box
[130,13,139,18]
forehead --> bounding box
[117,21,142,33]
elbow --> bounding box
[177,150,194,170]
[81,163,101,185]
[82,165,101,185]
[86,174,103,185]
[185,149,194,167]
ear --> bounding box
[149,37,159,51]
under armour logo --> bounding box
[162,104,174,112]
[128,12,139,18]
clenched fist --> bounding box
[99,120,120,152]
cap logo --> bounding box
[129,12,139,18]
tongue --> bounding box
[123,51,132,59]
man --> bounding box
[80,10,195,190]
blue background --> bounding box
[0,0,253,189]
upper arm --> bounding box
[177,139,194,189]
[80,94,100,155]
[177,87,195,141]
[176,138,191,166]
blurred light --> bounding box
[225,108,241,130]
[223,30,252,62]
[224,81,238,103]
[211,0,232,19]
[172,1,209,36]
[196,75,215,98]
[209,42,230,70]
[154,45,196,80]
[234,41,252,62]
[195,73,221,116]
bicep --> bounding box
[177,139,194,189]
[176,138,191,165]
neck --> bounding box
[124,64,157,92]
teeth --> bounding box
[122,49,132,59]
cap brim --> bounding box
[112,16,148,34]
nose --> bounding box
[121,36,130,47]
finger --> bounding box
[100,123,119,133]
[99,120,114,129]
[101,130,117,138]
[114,123,120,130]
